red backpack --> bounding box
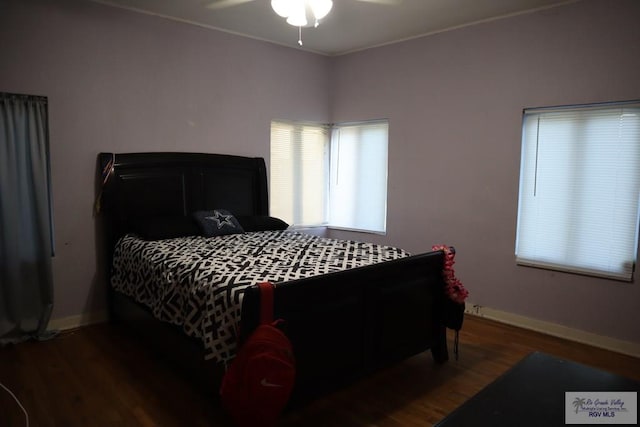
[220,282,296,427]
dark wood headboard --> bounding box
[98,152,269,241]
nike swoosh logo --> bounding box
[261,378,284,388]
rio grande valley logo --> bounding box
[566,392,637,424]
[572,396,628,417]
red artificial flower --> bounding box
[432,245,469,304]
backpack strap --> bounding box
[257,282,274,325]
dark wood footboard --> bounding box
[241,250,449,400]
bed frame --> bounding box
[98,152,450,402]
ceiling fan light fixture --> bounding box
[271,0,333,27]
[285,0,308,27]
[270,0,290,18]
[286,14,308,27]
[309,0,332,21]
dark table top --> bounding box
[435,351,639,427]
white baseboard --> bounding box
[48,310,108,331]
[465,302,640,359]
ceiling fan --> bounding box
[206,0,402,12]
[206,0,401,46]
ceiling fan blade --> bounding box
[205,0,256,10]
[355,0,403,5]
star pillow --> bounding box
[192,209,244,237]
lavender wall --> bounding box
[2,0,639,347]
[328,0,640,345]
[0,0,330,320]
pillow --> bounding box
[236,215,289,232]
[132,216,200,240]
[192,209,244,237]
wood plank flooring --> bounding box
[1,315,638,427]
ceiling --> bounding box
[90,0,574,55]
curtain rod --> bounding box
[0,92,48,103]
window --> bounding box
[270,120,388,233]
[515,102,640,281]
[329,122,388,232]
[270,121,329,226]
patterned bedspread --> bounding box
[111,230,409,364]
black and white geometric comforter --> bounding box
[111,230,409,365]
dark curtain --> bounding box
[0,92,54,344]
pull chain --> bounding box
[298,26,303,46]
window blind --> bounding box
[270,121,329,226]
[515,103,640,281]
[329,121,388,233]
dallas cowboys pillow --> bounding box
[192,209,244,237]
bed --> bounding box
[98,151,453,402]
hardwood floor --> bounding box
[1,316,638,427]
